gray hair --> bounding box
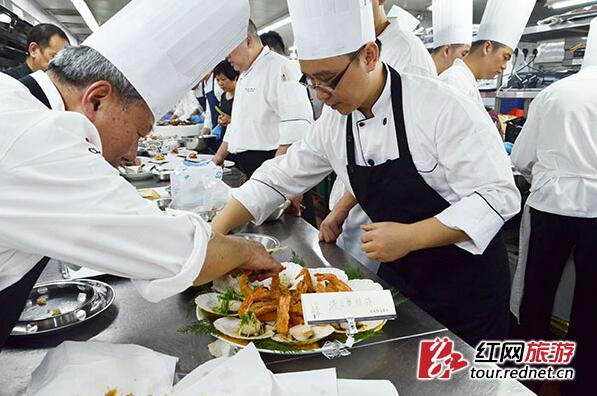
[47,45,143,105]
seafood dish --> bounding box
[194,263,386,354]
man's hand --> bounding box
[234,237,283,281]
[201,127,212,136]
[212,153,225,166]
[319,207,350,243]
[361,222,417,262]
[285,195,304,217]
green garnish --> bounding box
[344,266,363,280]
[353,328,384,342]
[391,289,409,309]
[178,320,220,336]
[290,251,306,267]
[240,309,258,326]
[212,288,243,315]
[253,339,301,352]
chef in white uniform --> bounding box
[430,0,473,76]
[212,0,520,346]
[440,0,536,112]
[320,1,437,273]
[213,20,312,178]
[510,18,597,395]
[0,0,281,348]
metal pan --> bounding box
[234,233,281,250]
[10,279,115,336]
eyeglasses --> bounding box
[300,46,363,93]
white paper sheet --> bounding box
[25,341,177,396]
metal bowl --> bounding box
[264,200,291,222]
[235,233,281,250]
[152,169,171,182]
[180,135,216,151]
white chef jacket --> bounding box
[0,73,211,302]
[30,70,65,111]
[439,59,486,112]
[511,66,597,218]
[223,46,313,153]
[172,90,200,120]
[233,66,520,255]
[379,18,438,79]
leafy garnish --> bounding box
[240,310,258,326]
[344,266,363,280]
[212,288,243,315]
[253,339,301,352]
[290,251,306,267]
[353,328,384,342]
[391,289,408,309]
[178,319,220,336]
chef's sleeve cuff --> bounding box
[231,179,287,225]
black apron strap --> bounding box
[19,75,51,109]
[0,257,50,349]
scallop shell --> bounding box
[212,274,242,295]
[346,279,383,292]
[213,317,275,340]
[332,319,385,334]
[195,292,241,317]
[308,267,349,288]
[254,262,304,289]
[271,325,335,345]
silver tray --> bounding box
[11,279,115,336]
[235,233,281,250]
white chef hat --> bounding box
[83,0,249,120]
[477,0,536,50]
[388,5,420,32]
[432,0,473,48]
[583,18,597,69]
[287,0,376,60]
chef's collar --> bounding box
[354,63,391,122]
[454,58,477,84]
[377,19,401,48]
[242,46,272,77]
[30,71,65,111]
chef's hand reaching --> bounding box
[232,236,283,281]
[319,206,349,243]
[361,222,416,262]
[285,195,305,217]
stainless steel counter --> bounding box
[0,172,533,395]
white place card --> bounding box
[301,290,397,325]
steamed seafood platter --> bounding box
[194,263,390,353]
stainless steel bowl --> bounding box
[235,233,281,250]
[180,135,216,151]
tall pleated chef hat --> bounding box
[388,5,420,32]
[432,0,473,48]
[287,0,376,60]
[83,0,250,120]
[583,18,597,69]
[477,0,536,50]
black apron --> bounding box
[347,67,510,347]
[0,78,52,348]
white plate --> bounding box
[195,292,241,317]
[213,317,275,340]
[184,154,235,168]
[346,279,383,292]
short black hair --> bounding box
[469,40,507,54]
[260,31,286,55]
[213,59,239,81]
[431,43,468,55]
[27,23,68,50]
